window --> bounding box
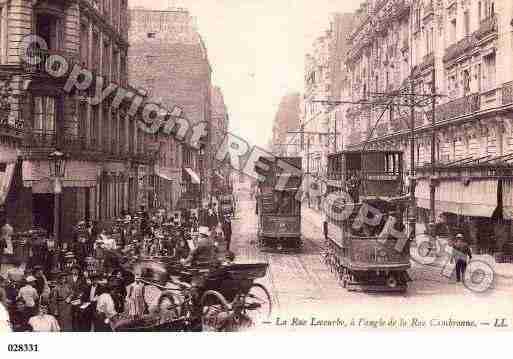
[128,116,134,153]
[35,14,62,50]
[91,105,99,147]
[111,109,117,153]
[464,11,470,36]
[119,116,126,152]
[120,54,127,86]
[450,19,457,44]
[33,96,56,134]
[477,63,482,92]
[147,32,156,38]
[92,31,100,71]
[463,69,471,95]
[78,102,87,140]
[80,24,89,67]
[483,53,496,91]
[484,0,495,18]
[478,1,482,21]
[103,104,110,150]
[112,48,119,83]
[103,41,110,80]
[103,0,110,20]
[0,5,6,64]
[111,0,119,30]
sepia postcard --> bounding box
[0,0,513,348]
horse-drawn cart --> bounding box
[111,259,272,332]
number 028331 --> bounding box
[7,344,39,352]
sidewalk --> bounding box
[302,204,513,278]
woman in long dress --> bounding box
[49,273,73,332]
[125,280,145,317]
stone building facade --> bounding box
[0,0,155,244]
[270,92,301,157]
[340,0,513,253]
[299,12,354,208]
[128,7,212,210]
[210,85,231,194]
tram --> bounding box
[324,150,411,292]
[255,156,302,250]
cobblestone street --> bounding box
[232,199,513,330]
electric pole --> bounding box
[307,136,311,208]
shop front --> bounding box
[154,165,181,211]
[21,159,98,245]
[416,165,513,255]
[178,167,201,210]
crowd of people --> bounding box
[0,200,234,333]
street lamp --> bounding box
[48,149,68,250]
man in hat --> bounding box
[17,276,39,316]
[453,233,472,283]
[79,272,103,331]
[68,265,86,330]
[49,272,73,331]
[33,266,50,303]
[181,226,219,267]
[221,214,233,252]
[207,207,219,231]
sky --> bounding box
[129,0,361,148]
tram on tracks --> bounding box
[255,156,302,250]
[324,150,411,292]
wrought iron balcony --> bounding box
[418,52,434,73]
[443,34,478,63]
[502,82,513,105]
[435,93,480,122]
[24,130,89,152]
[475,15,498,41]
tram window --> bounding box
[274,191,300,215]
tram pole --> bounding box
[307,136,311,208]
[409,79,417,241]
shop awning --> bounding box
[184,167,200,184]
[0,163,15,205]
[416,178,498,217]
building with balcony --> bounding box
[342,0,513,253]
[270,92,301,157]
[299,12,354,209]
[0,0,150,244]
[128,6,213,211]
[211,85,231,195]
